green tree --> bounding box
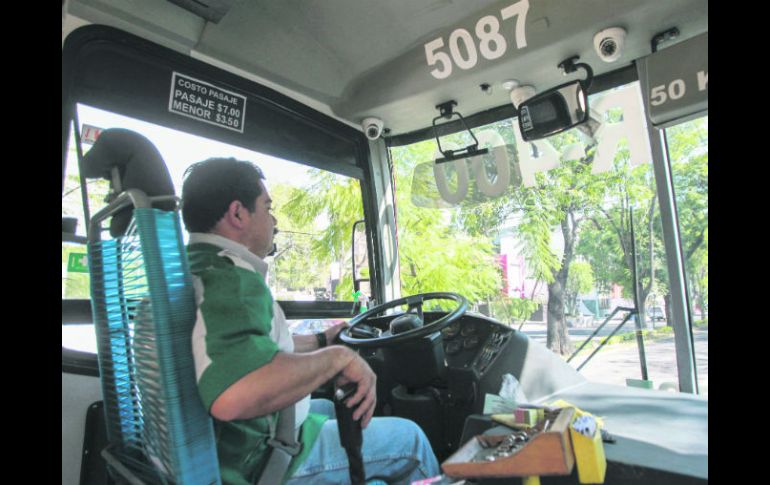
[453,130,611,354]
[531,152,609,355]
[565,261,594,316]
[428,119,612,355]
[62,143,111,299]
[277,160,502,304]
[666,118,708,322]
[277,173,364,300]
[571,118,707,330]
[688,236,708,321]
[490,296,540,329]
[586,153,660,329]
[574,223,623,296]
[267,183,328,298]
[391,139,503,303]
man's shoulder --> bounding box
[187,243,236,274]
[187,243,269,295]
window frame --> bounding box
[62,25,384,373]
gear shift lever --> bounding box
[335,383,365,484]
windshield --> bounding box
[390,81,708,393]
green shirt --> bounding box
[187,236,326,485]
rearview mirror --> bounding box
[518,80,588,141]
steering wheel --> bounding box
[339,292,468,348]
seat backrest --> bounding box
[81,128,176,238]
[83,129,221,484]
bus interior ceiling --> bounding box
[63,1,707,484]
[63,0,707,138]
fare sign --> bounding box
[169,72,247,133]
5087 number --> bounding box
[425,0,530,80]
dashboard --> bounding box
[382,311,520,457]
[354,310,518,393]
[440,312,513,375]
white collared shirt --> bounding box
[188,232,310,428]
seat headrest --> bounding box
[81,128,176,238]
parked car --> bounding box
[648,307,666,321]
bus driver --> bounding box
[181,157,440,485]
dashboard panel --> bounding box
[440,312,513,375]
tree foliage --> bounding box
[490,296,540,328]
[392,139,503,303]
[566,261,594,316]
[666,118,708,319]
[269,173,363,300]
[582,144,661,326]
[62,144,111,299]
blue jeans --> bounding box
[286,399,440,485]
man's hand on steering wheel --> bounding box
[325,321,348,345]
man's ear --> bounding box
[225,200,245,227]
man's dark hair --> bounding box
[181,157,265,233]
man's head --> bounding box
[182,157,277,258]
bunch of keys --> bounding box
[476,432,531,462]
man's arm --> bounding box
[210,344,377,427]
[292,321,348,352]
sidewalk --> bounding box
[518,321,708,395]
[518,319,674,345]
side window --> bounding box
[62,127,109,299]
[62,104,370,356]
[62,127,108,354]
[268,170,365,302]
[664,116,708,394]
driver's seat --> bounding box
[83,128,221,484]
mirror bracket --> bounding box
[651,27,680,53]
[432,100,489,164]
[558,56,594,89]
[436,100,458,118]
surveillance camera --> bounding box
[362,117,384,140]
[593,27,626,63]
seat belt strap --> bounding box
[257,404,301,485]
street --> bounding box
[518,321,709,396]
